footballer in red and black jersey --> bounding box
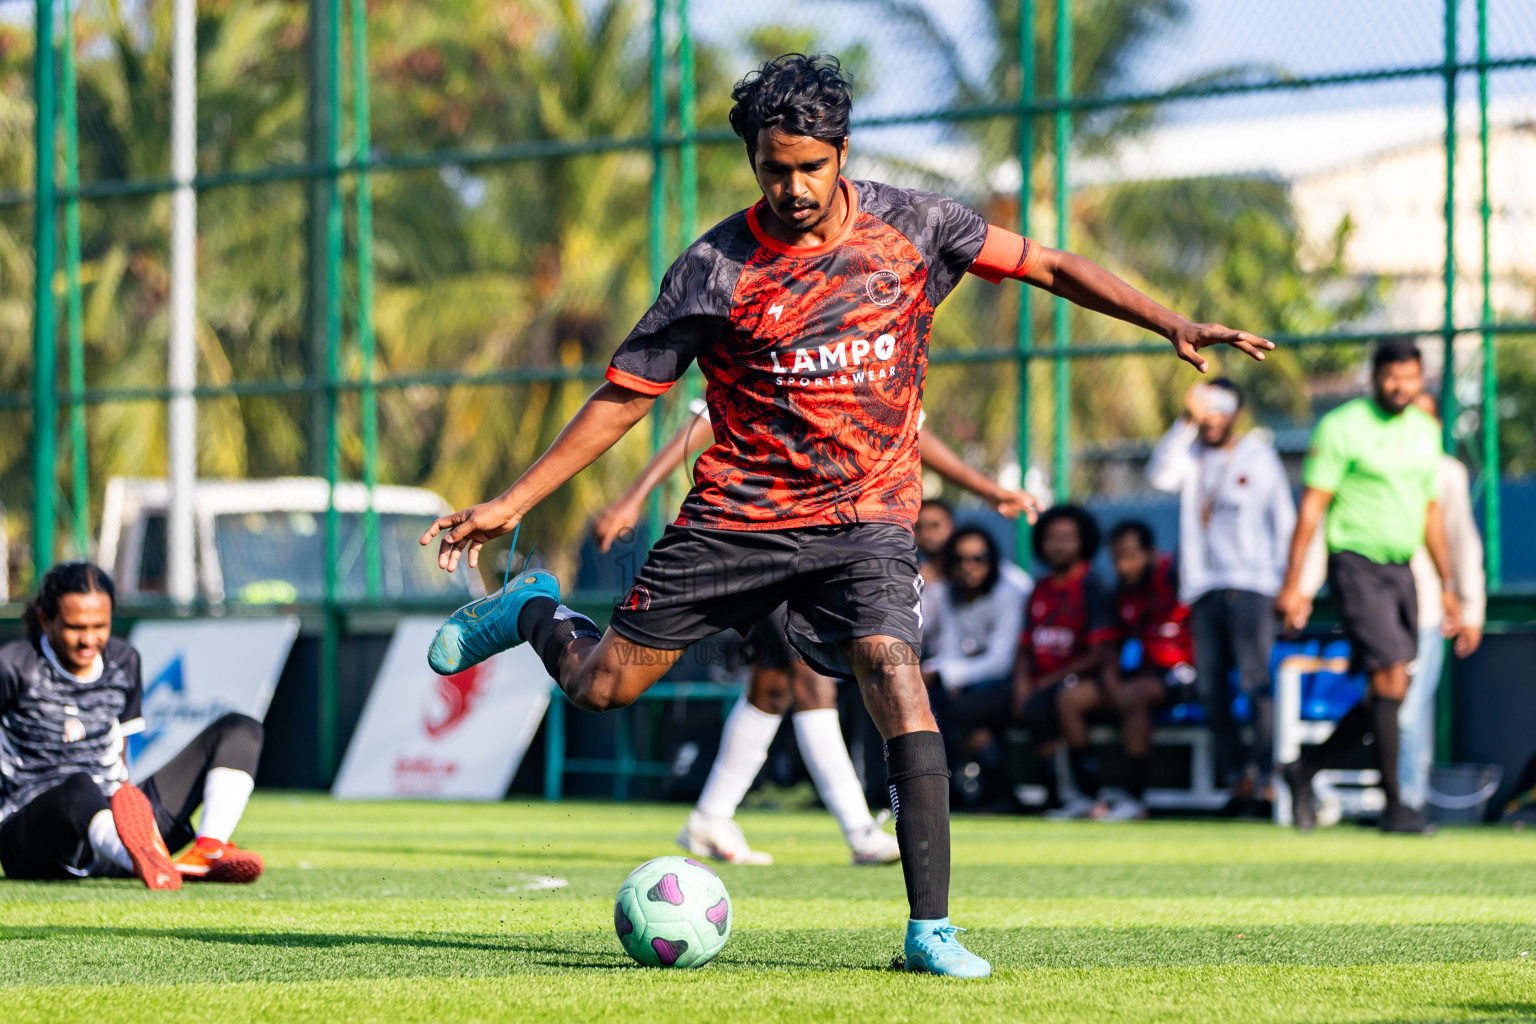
[1114,554,1195,670]
[607,177,1040,532]
[1018,563,1119,678]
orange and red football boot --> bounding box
[174,836,264,883]
[109,784,180,891]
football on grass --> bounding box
[614,855,732,968]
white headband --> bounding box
[1204,388,1239,417]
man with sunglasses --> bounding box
[923,526,1030,808]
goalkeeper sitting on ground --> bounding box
[0,563,265,889]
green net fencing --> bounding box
[1,0,1534,608]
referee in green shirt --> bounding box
[1276,339,1460,834]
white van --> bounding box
[98,477,483,605]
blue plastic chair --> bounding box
[1269,637,1364,721]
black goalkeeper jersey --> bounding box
[0,636,144,821]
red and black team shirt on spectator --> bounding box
[1019,563,1119,677]
[1115,554,1195,669]
[606,177,1041,531]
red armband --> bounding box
[968,224,1044,283]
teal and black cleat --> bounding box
[427,570,561,676]
[903,918,992,978]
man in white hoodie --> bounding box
[1148,379,1295,809]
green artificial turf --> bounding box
[2,795,1532,1022]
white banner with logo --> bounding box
[332,616,552,800]
[126,617,300,779]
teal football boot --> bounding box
[427,569,561,675]
[903,919,992,978]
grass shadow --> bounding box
[1,924,558,955]
[1346,1005,1536,1024]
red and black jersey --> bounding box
[1115,554,1194,669]
[606,178,1040,531]
[1019,563,1118,677]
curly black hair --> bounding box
[1031,504,1101,565]
[23,561,114,643]
[729,53,852,162]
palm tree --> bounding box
[809,0,1377,491]
[0,0,1388,581]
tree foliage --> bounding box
[4,0,1497,587]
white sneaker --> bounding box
[1099,795,1148,821]
[1045,795,1101,820]
[847,811,902,866]
[675,810,773,865]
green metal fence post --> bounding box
[543,691,566,802]
[1437,0,1459,764]
[648,0,667,295]
[306,0,335,481]
[1440,0,1458,454]
[645,0,668,547]
[1051,0,1072,500]
[32,0,58,578]
[351,0,380,598]
[1016,0,1035,564]
[615,706,634,801]
[678,0,696,254]
[320,0,345,783]
[677,0,703,420]
[1476,0,1500,591]
[62,1,88,557]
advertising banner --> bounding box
[332,617,552,799]
[126,617,300,779]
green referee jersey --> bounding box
[1303,397,1441,564]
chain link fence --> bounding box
[2,0,1535,609]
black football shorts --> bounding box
[1327,549,1418,673]
[609,522,923,681]
[741,604,800,669]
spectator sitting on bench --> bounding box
[922,526,1031,808]
[1012,505,1120,819]
[1102,520,1200,821]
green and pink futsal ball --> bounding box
[614,855,732,968]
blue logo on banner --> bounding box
[127,655,185,761]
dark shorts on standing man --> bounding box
[610,522,922,681]
[1328,549,1418,673]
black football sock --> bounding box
[1126,755,1150,801]
[886,731,951,921]
[1371,697,1403,811]
[1300,700,1371,776]
[1067,748,1102,800]
[517,598,601,683]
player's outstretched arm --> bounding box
[917,430,1038,522]
[421,382,656,572]
[591,412,716,552]
[1023,246,1274,373]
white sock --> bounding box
[197,767,255,843]
[793,708,875,836]
[695,697,782,819]
[88,809,133,873]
